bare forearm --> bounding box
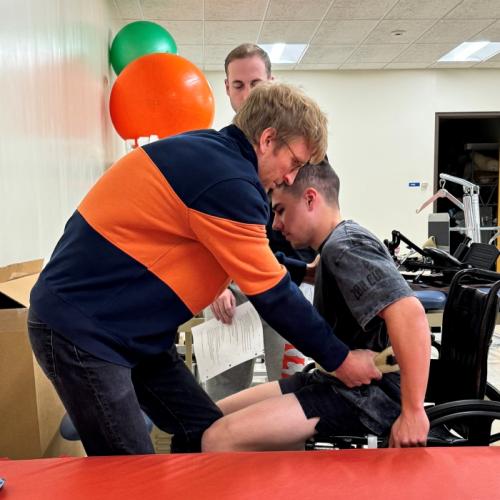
[380,297,430,447]
[392,316,430,412]
[381,297,431,411]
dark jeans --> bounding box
[28,310,222,456]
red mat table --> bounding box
[1,448,499,499]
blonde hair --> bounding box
[233,82,328,164]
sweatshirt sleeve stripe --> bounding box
[189,208,287,296]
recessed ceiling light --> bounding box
[438,41,500,62]
[258,43,308,64]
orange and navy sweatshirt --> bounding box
[30,125,349,371]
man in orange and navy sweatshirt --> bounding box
[28,82,381,456]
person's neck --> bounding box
[311,208,342,251]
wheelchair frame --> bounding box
[307,268,500,449]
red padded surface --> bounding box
[0,448,499,499]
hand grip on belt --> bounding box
[374,346,400,374]
[320,346,400,377]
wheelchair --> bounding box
[306,267,500,450]
[386,230,500,349]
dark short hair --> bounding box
[224,43,272,77]
[279,159,340,207]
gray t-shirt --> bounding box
[314,220,414,435]
[314,220,414,352]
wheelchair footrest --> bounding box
[306,434,385,450]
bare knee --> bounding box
[202,415,251,452]
[202,418,231,452]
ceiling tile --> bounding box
[417,19,494,43]
[384,62,431,69]
[204,21,261,45]
[340,62,387,69]
[157,21,203,45]
[300,44,355,64]
[272,63,297,70]
[140,0,203,20]
[258,21,319,43]
[295,63,341,70]
[385,0,462,20]
[394,43,456,62]
[115,0,142,18]
[346,44,407,62]
[364,19,436,44]
[177,45,203,64]
[205,0,268,20]
[327,0,398,20]
[113,0,500,71]
[311,20,378,45]
[470,20,500,41]
[107,0,122,19]
[266,0,332,21]
[475,61,500,67]
[203,45,239,65]
[486,51,500,62]
[430,61,477,68]
[446,0,500,19]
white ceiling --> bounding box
[110,0,500,70]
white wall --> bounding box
[0,0,122,266]
[206,69,500,244]
[1,2,499,267]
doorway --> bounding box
[434,112,500,252]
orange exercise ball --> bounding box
[109,53,214,140]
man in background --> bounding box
[206,43,316,400]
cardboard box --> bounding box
[0,259,85,459]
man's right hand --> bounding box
[332,350,382,388]
[210,288,236,325]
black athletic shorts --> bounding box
[279,369,401,436]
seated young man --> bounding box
[202,161,431,451]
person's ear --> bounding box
[304,188,317,210]
[224,79,230,95]
[259,127,277,153]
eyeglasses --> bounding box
[281,139,310,171]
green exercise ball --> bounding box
[110,21,177,75]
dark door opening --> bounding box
[434,112,500,253]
